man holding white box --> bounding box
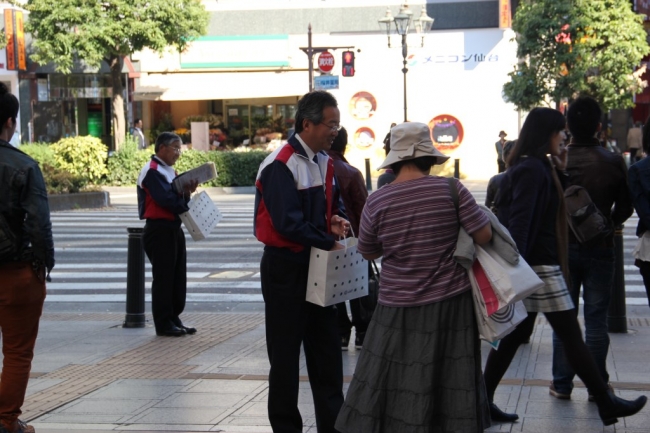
[137,132,197,337]
[254,91,350,433]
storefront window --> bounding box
[277,104,296,130]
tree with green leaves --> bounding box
[26,0,208,148]
[503,0,649,111]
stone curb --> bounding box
[48,191,110,212]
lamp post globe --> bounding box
[378,3,434,123]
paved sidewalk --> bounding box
[5,309,647,432]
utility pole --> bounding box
[299,24,354,91]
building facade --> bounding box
[134,0,521,179]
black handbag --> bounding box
[359,260,380,323]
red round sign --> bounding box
[318,52,335,73]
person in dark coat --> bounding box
[551,97,633,400]
[483,107,646,426]
[327,127,371,349]
[0,82,55,433]
[485,140,515,213]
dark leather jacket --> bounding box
[0,140,55,270]
[327,151,368,235]
[566,139,633,247]
[628,156,650,237]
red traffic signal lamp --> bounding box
[342,50,355,77]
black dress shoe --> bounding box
[172,317,197,335]
[180,325,197,334]
[489,402,519,422]
[156,325,186,337]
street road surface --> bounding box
[45,183,650,313]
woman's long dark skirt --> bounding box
[335,290,490,433]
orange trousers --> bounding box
[0,261,45,432]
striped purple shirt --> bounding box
[358,176,489,307]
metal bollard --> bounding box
[124,227,146,328]
[453,159,460,179]
[365,158,372,191]
[607,225,627,333]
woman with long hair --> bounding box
[484,107,647,426]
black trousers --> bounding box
[637,259,650,307]
[261,251,344,433]
[143,223,187,331]
[483,309,608,402]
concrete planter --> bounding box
[48,191,110,212]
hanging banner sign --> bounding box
[499,0,512,29]
[4,10,16,71]
[15,11,26,71]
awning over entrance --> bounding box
[133,71,308,101]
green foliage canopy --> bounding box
[25,0,208,147]
[25,0,208,72]
[503,0,649,111]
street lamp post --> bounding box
[378,4,434,123]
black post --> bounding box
[124,227,146,328]
[607,225,627,333]
[401,33,408,123]
[307,24,314,92]
[365,158,372,191]
[454,158,460,179]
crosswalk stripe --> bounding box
[45,294,264,303]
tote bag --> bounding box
[469,261,527,343]
[475,243,544,308]
[306,236,369,307]
[179,191,223,241]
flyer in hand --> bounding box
[172,162,217,193]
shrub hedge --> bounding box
[106,146,270,187]
[50,136,108,183]
[20,137,269,190]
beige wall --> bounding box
[170,100,210,129]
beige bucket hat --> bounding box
[378,122,449,170]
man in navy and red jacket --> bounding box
[137,132,197,337]
[254,91,350,433]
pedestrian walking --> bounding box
[137,132,198,337]
[550,97,633,400]
[0,82,55,433]
[483,107,647,426]
[629,115,650,308]
[335,122,493,432]
[326,126,371,350]
[133,118,146,149]
[378,123,397,188]
[495,130,507,173]
[254,90,350,433]
[627,121,643,164]
[485,140,515,213]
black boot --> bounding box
[489,402,519,422]
[593,389,647,426]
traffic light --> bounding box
[342,51,355,77]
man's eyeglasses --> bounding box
[319,122,342,132]
[168,146,182,154]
